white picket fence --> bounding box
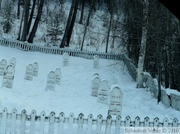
[0,38,122,60]
[0,108,179,134]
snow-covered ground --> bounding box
[0,45,179,122]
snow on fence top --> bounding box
[0,107,179,134]
[0,38,122,60]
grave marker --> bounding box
[93,55,99,69]
[108,85,123,116]
[63,53,69,66]
[0,59,7,76]
[25,64,34,81]
[9,57,16,68]
[91,75,101,97]
[46,71,56,91]
[55,68,61,85]
[33,62,38,77]
[97,80,109,104]
[2,64,15,88]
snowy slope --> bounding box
[0,45,179,122]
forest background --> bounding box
[0,0,180,93]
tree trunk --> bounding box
[60,0,75,48]
[79,0,85,24]
[81,0,94,51]
[21,0,30,41]
[66,0,79,47]
[28,0,45,43]
[17,0,20,19]
[27,0,36,34]
[17,10,24,40]
[0,0,2,11]
[105,12,113,53]
[136,0,149,88]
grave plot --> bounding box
[46,71,56,91]
[33,62,38,77]
[24,64,34,81]
[2,64,15,88]
[93,55,99,69]
[0,59,7,76]
[63,53,69,66]
[55,68,61,85]
[108,85,123,116]
[91,75,101,97]
[97,80,110,104]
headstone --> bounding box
[97,80,110,104]
[0,59,7,76]
[55,68,61,85]
[9,57,16,68]
[108,85,123,116]
[25,64,34,81]
[2,65,15,88]
[93,55,99,69]
[46,71,56,91]
[91,75,101,97]
[63,53,69,66]
[33,62,38,77]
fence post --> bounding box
[0,108,7,134]
[10,109,17,134]
[125,116,131,127]
[68,113,74,134]
[20,109,26,134]
[48,112,55,134]
[144,116,150,127]
[40,111,46,134]
[77,113,84,134]
[96,114,103,134]
[163,118,169,127]
[58,112,65,134]
[173,118,178,127]
[87,114,93,134]
[105,115,112,134]
[135,116,140,127]
[115,115,121,134]
[30,110,36,134]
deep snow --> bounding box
[0,45,179,122]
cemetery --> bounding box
[0,44,180,133]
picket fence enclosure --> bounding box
[0,108,179,134]
[0,38,122,60]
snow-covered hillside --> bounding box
[0,45,179,122]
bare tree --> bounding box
[21,0,30,41]
[136,0,149,88]
[28,0,45,43]
[60,0,79,48]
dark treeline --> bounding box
[0,0,179,91]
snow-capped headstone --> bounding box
[108,85,123,116]
[97,80,109,104]
[93,55,99,69]
[2,64,15,88]
[91,75,101,97]
[63,53,69,66]
[33,62,38,77]
[46,71,56,91]
[0,59,7,76]
[25,64,34,81]
[9,57,16,68]
[55,68,61,85]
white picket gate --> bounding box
[0,108,179,134]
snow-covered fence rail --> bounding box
[0,108,180,134]
[0,38,122,60]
